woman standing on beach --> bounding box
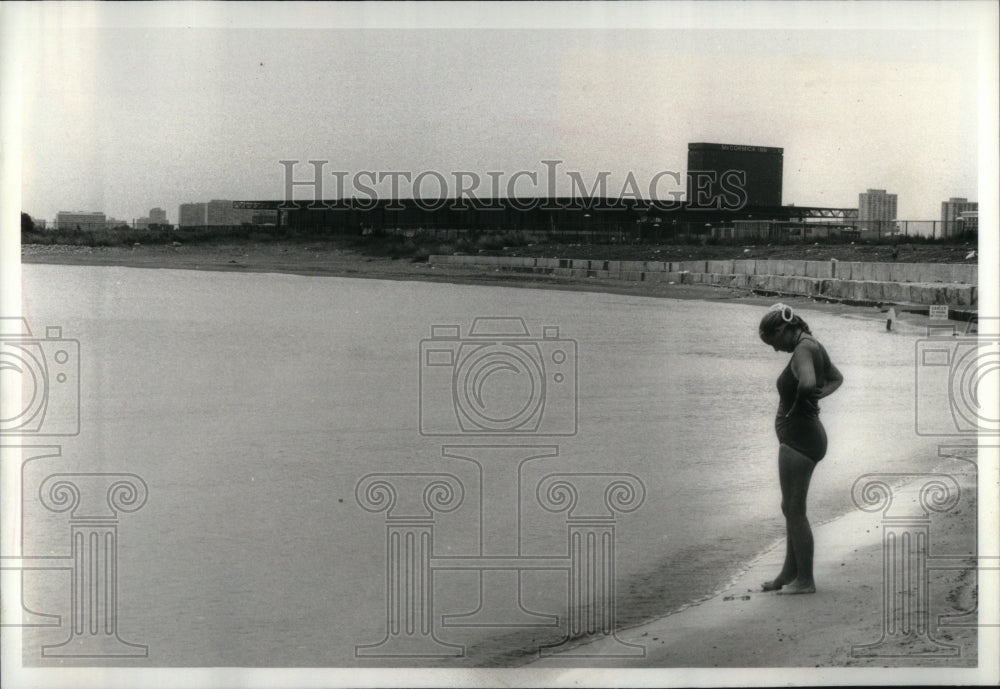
[758,304,843,594]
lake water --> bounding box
[14,264,953,666]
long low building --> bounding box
[232,197,859,236]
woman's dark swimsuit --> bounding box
[775,335,829,462]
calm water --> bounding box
[16,264,949,666]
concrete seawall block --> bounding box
[834,262,855,281]
[861,281,885,301]
[912,263,943,283]
[707,260,734,274]
[909,284,938,305]
[818,279,847,300]
[787,260,808,277]
[805,261,834,279]
[944,264,977,284]
[881,281,909,302]
[674,260,708,273]
[761,259,784,277]
[431,256,976,305]
[730,274,751,289]
[889,263,915,283]
[798,277,823,295]
[947,284,976,306]
[587,259,615,272]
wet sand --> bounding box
[528,458,979,673]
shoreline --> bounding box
[21,242,955,331]
[529,454,979,670]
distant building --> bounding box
[105,217,128,229]
[56,211,106,230]
[251,212,278,226]
[940,197,977,224]
[956,209,978,233]
[687,142,783,209]
[179,202,207,227]
[207,199,235,225]
[149,208,168,225]
[180,200,259,226]
[858,189,897,221]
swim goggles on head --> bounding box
[769,302,794,322]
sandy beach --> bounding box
[17,244,989,678]
[529,456,980,672]
[20,241,965,330]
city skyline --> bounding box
[30,180,981,228]
[7,4,991,226]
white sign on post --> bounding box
[928,305,950,320]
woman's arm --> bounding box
[788,344,819,416]
[816,361,844,399]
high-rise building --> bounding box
[686,143,783,209]
[940,197,977,223]
[56,211,106,230]
[149,208,168,225]
[179,202,207,227]
[207,199,235,225]
[858,189,897,223]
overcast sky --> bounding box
[6,2,995,223]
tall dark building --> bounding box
[686,142,783,210]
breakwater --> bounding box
[428,255,978,307]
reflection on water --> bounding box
[16,264,947,666]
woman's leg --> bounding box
[775,444,817,594]
[762,524,798,591]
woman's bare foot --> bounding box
[761,577,790,592]
[775,578,816,594]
